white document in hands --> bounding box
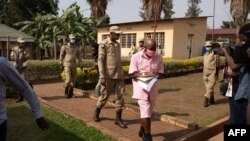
[137,77,158,92]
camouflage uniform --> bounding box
[59,40,82,98]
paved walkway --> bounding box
[34,82,193,141]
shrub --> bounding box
[24,56,225,89]
[25,60,61,81]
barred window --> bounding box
[144,32,165,49]
[121,33,136,48]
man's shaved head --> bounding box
[144,39,156,51]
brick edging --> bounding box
[173,116,228,141]
[73,88,198,130]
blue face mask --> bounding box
[206,47,212,51]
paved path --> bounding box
[34,82,192,141]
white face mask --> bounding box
[70,39,76,44]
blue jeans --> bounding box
[228,97,248,125]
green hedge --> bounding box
[24,56,225,89]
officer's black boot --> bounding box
[93,107,101,122]
[114,109,127,128]
[68,87,74,98]
[210,96,215,104]
[64,86,69,98]
[203,97,210,107]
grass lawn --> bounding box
[5,99,114,141]
[110,71,229,128]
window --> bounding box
[144,32,165,49]
[121,33,136,48]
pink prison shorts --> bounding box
[138,99,156,118]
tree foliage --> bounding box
[224,0,250,32]
[0,0,58,26]
[86,0,111,21]
[221,21,236,28]
[185,0,202,17]
[162,0,175,19]
[14,3,109,58]
[139,0,175,20]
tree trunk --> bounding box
[142,0,163,21]
[54,37,57,60]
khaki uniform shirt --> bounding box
[59,43,82,67]
[10,46,30,71]
[203,51,216,70]
[98,38,124,79]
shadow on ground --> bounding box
[159,88,181,94]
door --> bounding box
[187,34,193,59]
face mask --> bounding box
[139,42,144,47]
[70,39,76,44]
[206,47,211,51]
[145,49,155,58]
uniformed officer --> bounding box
[137,38,145,52]
[93,26,127,128]
[128,43,138,57]
[59,34,82,98]
[203,41,220,107]
[10,37,30,102]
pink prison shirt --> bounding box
[129,49,164,101]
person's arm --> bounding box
[128,55,141,78]
[59,45,65,66]
[0,57,49,130]
[98,43,106,85]
[85,62,98,73]
[77,47,83,67]
[221,47,242,71]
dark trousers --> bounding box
[0,120,7,141]
[228,97,248,125]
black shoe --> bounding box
[143,133,152,141]
[93,107,101,122]
[139,126,145,137]
[203,97,209,107]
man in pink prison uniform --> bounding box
[129,39,164,141]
